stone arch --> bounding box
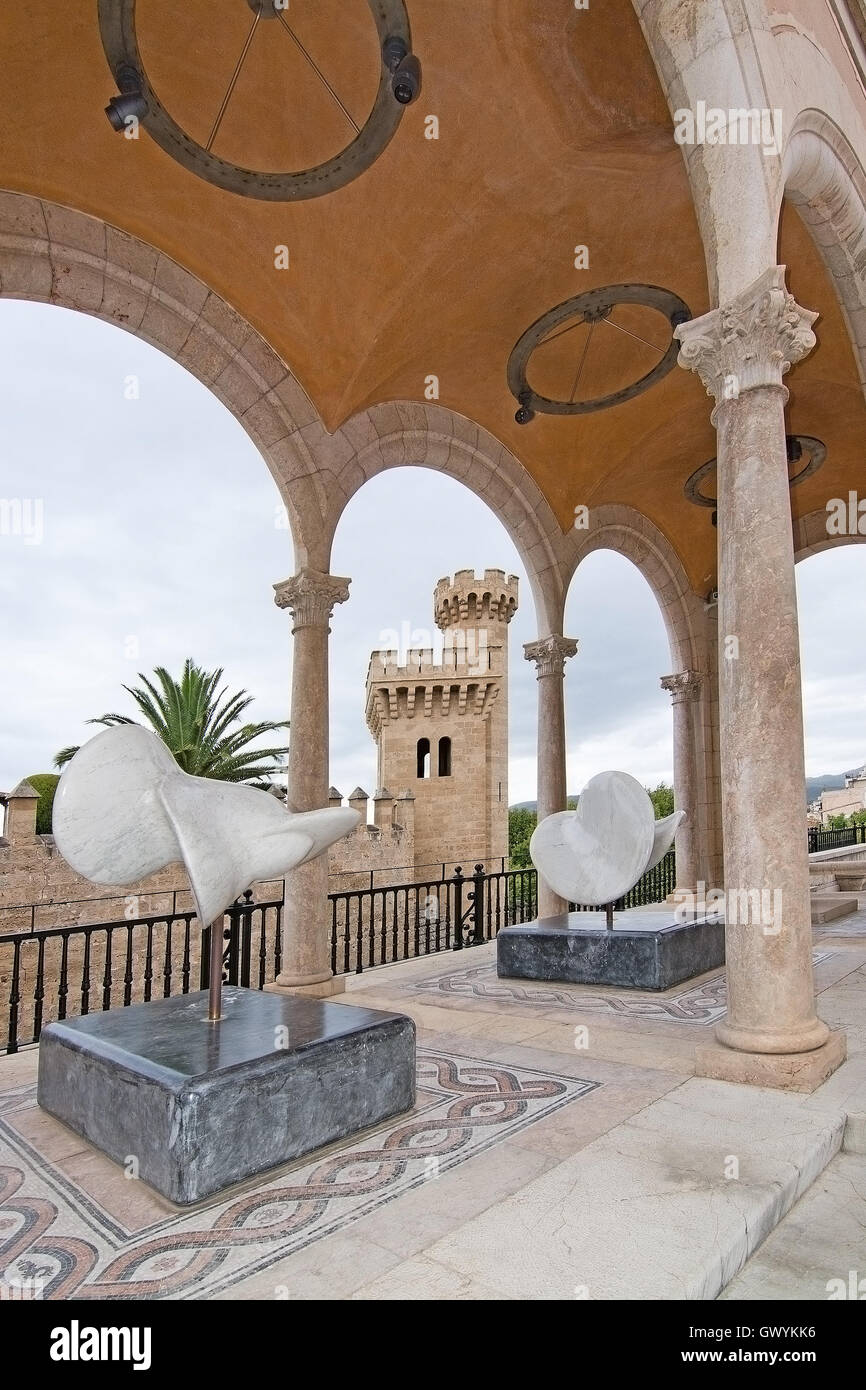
[0,189,325,559]
[563,502,721,887]
[563,504,705,675]
[782,110,866,403]
[319,401,569,635]
[794,505,866,561]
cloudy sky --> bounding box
[1,301,864,807]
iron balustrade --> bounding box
[1,850,681,1051]
[328,851,676,976]
[328,863,539,975]
[0,891,283,1055]
[807,824,866,854]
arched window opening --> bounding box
[417,737,430,779]
[438,736,452,777]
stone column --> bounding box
[660,670,703,896]
[271,569,350,994]
[702,599,725,888]
[677,266,843,1087]
[524,635,579,919]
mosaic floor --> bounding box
[0,1050,597,1300]
[406,952,834,1026]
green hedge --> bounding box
[24,773,59,834]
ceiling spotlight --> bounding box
[105,65,148,131]
[515,392,535,425]
[786,434,803,463]
[383,35,422,105]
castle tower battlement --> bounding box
[434,568,519,631]
[364,569,518,871]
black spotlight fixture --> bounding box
[383,35,422,104]
[515,391,536,425]
[684,434,825,528]
[105,64,148,131]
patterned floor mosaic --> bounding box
[407,952,834,1027]
[0,1051,597,1300]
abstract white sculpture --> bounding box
[529,770,683,909]
[53,726,360,1017]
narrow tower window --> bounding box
[417,737,431,779]
[438,736,452,777]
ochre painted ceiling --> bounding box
[1,0,863,593]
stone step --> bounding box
[809,859,866,878]
[810,895,859,924]
[351,1078,845,1301]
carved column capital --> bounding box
[675,266,817,411]
[274,569,350,630]
[660,670,704,705]
[524,635,579,679]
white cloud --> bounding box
[1,300,863,821]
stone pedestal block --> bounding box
[695,1032,846,1093]
[37,987,416,1204]
[497,909,725,991]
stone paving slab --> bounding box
[351,1078,846,1300]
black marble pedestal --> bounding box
[497,909,725,991]
[37,987,416,1204]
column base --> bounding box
[695,1029,846,1092]
[715,1015,829,1054]
[265,973,346,999]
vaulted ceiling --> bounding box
[1,0,864,592]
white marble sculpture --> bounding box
[53,726,360,929]
[529,770,683,906]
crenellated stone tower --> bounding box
[365,569,518,873]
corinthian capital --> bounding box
[660,670,704,704]
[524,634,579,679]
[274,569,350,629]
[675,266,817,408]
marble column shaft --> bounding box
[524,635,578,919]
[660,670,703,893]
[676,265,829,1055]
[273,569,350,988]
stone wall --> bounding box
[0,781,418,931]
[820,781,866,823]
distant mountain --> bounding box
[512,797,577,812]
[513,766,864,813]
[805,774,845,806]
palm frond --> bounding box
[53,745,80,768]
[57,659,290,787]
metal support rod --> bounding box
[208,914,224,1021]
[605,902,614,931]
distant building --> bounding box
[820,766,866,823]
[363,568,518,876]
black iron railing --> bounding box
[807,824,866,854]
[328,851,676,977]
[1,851,677,1051]
[0,892,282,1055]
[328,864,538,974]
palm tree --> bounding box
[54,660,288,784]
